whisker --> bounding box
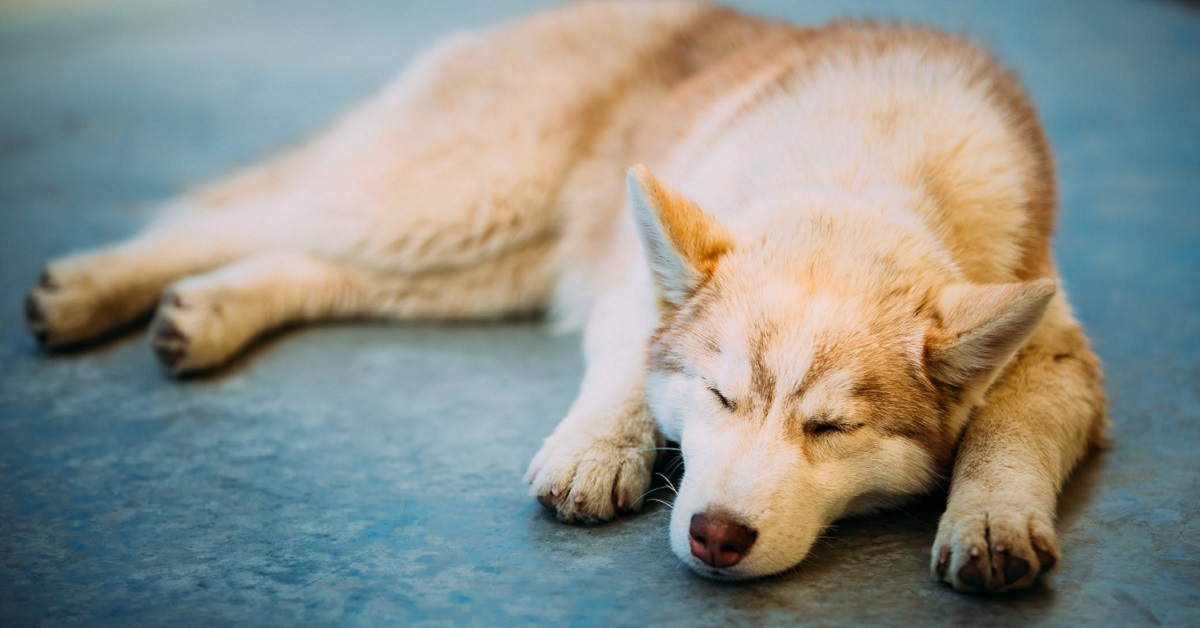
[782,562,805,579]
[663,457,685,476]
[637,483,674,503]
[810,536,835,549]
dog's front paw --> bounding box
[932,500,1061,594]
[525,428,657,524]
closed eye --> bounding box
[708,386,734,411]
[804,419,862,437]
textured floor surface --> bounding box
[1,0,1198,625]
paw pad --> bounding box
[997,547,1031,585]
[957,547,986,590]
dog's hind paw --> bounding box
[25,265,114,347]
[25,252,165,348]
[150,287,245,375]
[525,430,657,524]
[932,501,1061,594]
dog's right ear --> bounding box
[926,279,1057,390]
[627,164,734,307]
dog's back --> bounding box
[601,22,1052,281]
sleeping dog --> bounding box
[24,1,1107,593]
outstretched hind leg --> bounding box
[150,250,374,373]
[25,208,279,348]
[26,12,633,359]
[152,237,557,375]
[24,132,322,349]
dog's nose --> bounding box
[689,510,758,568]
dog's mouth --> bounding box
[688,561,742,581]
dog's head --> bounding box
[627,165,1054,579]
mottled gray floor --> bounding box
[1,0,1197,625]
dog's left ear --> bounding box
[926,278,1056,389]
[627,164,734,306]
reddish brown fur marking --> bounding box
[748,324,778,409]
[630,165,734,279]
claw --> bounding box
[25,294,48,343]
[935,546,950,580]
[155,318,185,342]
[38,270,58,290]
[152,318,187,369]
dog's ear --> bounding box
[627,164,733,306]
[927,279,1056,388]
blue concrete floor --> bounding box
[1,0,1197,624]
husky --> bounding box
[23,1,1107,593]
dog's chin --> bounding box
[680,554,794,581]
[688,563,745,581]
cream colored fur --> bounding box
[24,1,1105,594]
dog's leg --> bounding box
[932,297,1107,593]
[149,250,374,374]
[23,134,323,349]
[525,278,662,523]
[24,206,284,348]
[150,235,557,374]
